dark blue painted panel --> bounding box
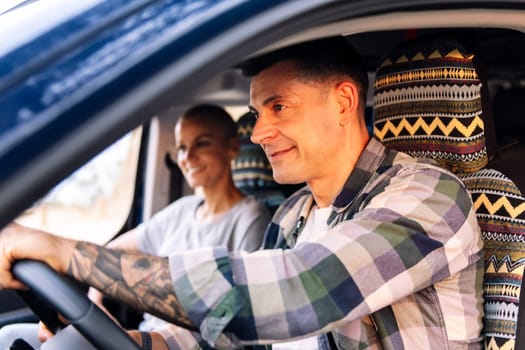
[0,0,280,182]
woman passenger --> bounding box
[0,104,272,349]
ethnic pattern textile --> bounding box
[232,112,286,213]
[373,36,525,350]
[373,38,488,174]
[232,112,277,191]
[460,169,525,350]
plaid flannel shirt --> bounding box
[167,137,484,349]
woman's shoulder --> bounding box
[238,195,266,209]
[233,196,271,217]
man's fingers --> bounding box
[0,260,26,290]
[0,275,26,290]
[38,321,54,342]
[0,222,75,289]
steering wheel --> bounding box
[12,260,140,350]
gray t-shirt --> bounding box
[136,195,271,254]
[134,194,271,331]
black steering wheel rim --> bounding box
[12,260,140,350]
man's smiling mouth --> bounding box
[268,146,295,159]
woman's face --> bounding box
[175,118,236,189]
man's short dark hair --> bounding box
[239,36,369,107]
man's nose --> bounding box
[250,114,276,145]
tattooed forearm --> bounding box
[67,241,196,330]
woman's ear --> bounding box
[335,81,359,126]
[228,137,241,159]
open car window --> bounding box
[15,128,142,245]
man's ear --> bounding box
[335,81,359,126]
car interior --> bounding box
[2,3,525,348]
[142,27,525,350]
[109,27,525,349]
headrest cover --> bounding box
[373,37,488,174]
[232,112,277,191]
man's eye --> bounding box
[273,104,285,112]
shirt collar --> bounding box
[332,137,388,210]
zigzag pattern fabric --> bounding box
[460,169,525,350]
[232,113,276,190]
[373,40,487,174]
[373,37,525,350]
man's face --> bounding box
[249,61,343,185]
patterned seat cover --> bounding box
[373,36,525,350]
[232,112,285,213]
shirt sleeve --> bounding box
[156,323,202,350]
[168,165,482,348]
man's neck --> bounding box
[309,132,370,208]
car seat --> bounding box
[373,36,525,350]
[232,112,287,214]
